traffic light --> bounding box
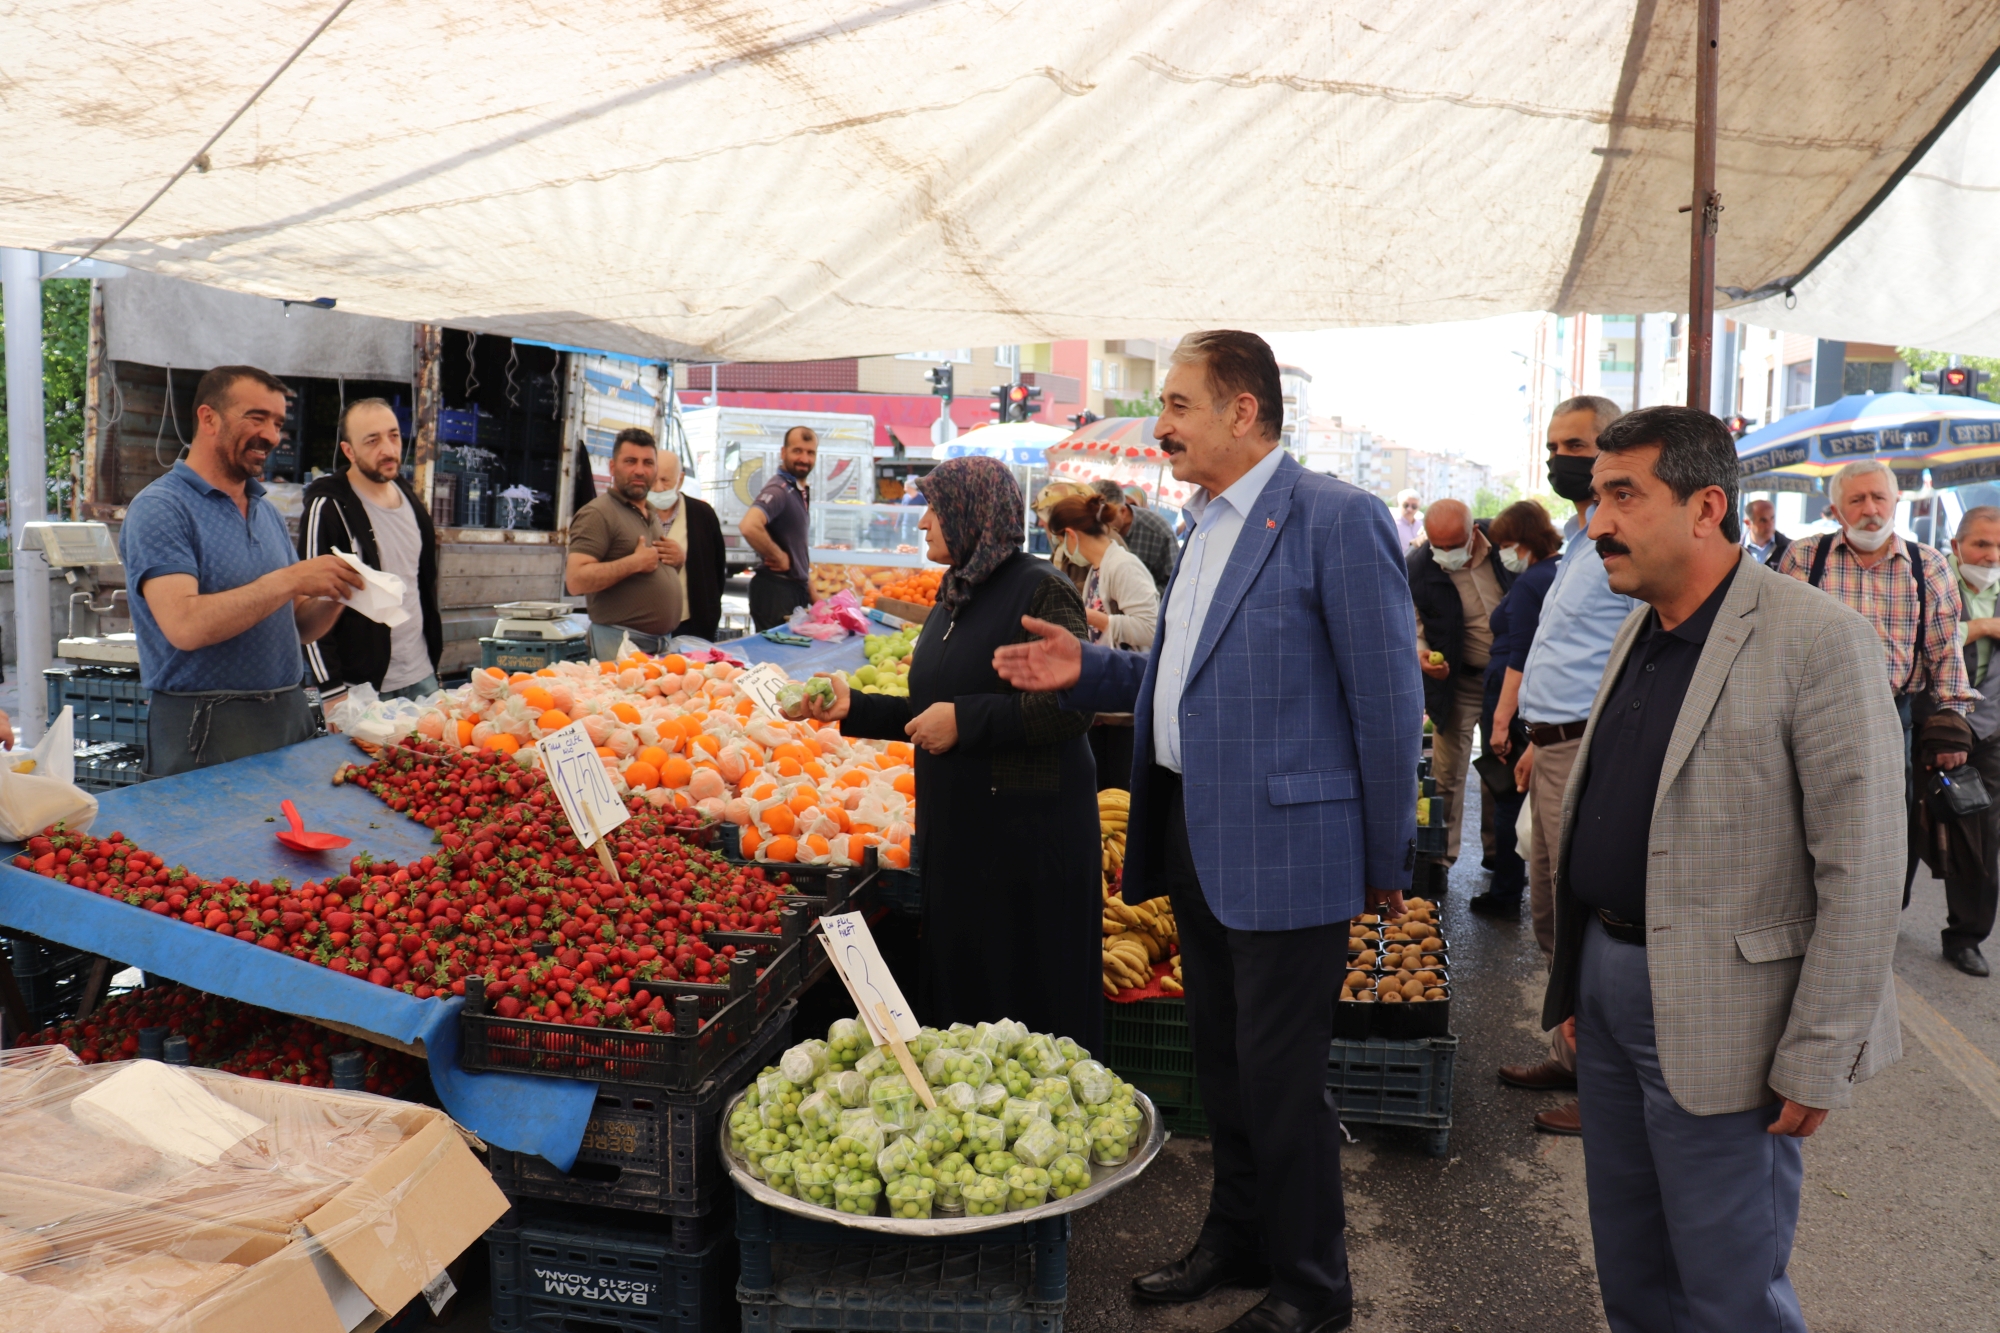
[925,364,954,397]
[1723,414,1749,438]
[1018,385,1043,421]
[1922,366,1988,397]
[989,385,1010,421]
[1004,384,1029,422]
[1068,410,1101,430]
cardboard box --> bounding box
[0,1050,508,1332]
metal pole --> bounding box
[1686,0,1722,413]
[1631,314,1645,409]
[2,249,52,744]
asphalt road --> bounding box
[437,775,1999,1333]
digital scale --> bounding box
[491,600,589,641]
[20,521,143,665]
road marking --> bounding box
[1895,976,2000,1123]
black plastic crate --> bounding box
[877,868,920,917]
[1326,1035,1455,1158]
[2,932,101,1027]
[460,928,805,1089]
[736,1191,1067,1333]
[488,1203,739,1333]
[74,742,149,793]
[489,1002,794,1218]
[45,667,149,746]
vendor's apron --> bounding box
[145,686,315,778]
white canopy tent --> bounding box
[1734,53,2000,357]
[4,1,1999,362]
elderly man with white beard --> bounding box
[1779,459,1978,890]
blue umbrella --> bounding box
[1736,392,2000,491]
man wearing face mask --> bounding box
[1779,460,1978,916]
[1937,506,2000,977]
[567,428,685,659]
[646,451,728,642]
[1408,499,1513,865]
[1491,396,1638,1134]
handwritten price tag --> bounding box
[538,720,630,851]
[817,911,920,1045]
[736,662,792,719]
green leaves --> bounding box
[0,277,90,519]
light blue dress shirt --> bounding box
[1516,519,1639,726]
[1151,444,1288,773]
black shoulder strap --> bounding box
[1807,533,1831,587]
[1907,539,1927,694]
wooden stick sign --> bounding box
[816,911,936,1111]
[537,720,631,884]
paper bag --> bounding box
[331,549,410,628]
[0,706,97,841]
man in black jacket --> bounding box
[649,451,729,641]
[299,399,443,704]
[1407,499,1513,865]
[1743,497,1791,567]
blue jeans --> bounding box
[1576,917,1806,1333]
[381,675,440,702]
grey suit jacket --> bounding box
[1541,553,1905,1115]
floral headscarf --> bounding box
[923,455,1025,616]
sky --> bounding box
[1263,313,1552,481]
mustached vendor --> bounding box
[119,365,365,776]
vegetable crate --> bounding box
[0,931,101,1029]
[459,924,809,1090]
[480,636,593,673]
[735,1189,1068,1333]
[1101,996,1205,1137]
[487,1201,739,1333]
[876,868,920,917]
[1325,1035,1457,1158]
[489,1001,795,1219]
[73,742,149,794]
[44,667,148,746]
[1414,791,1450,857]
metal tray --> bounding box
[719,1087,1166,1236]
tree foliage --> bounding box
[0,277,92,517]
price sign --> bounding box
[538,720,630,851]
[735,662,792,719]
[817,911,920,1045]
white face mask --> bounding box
[647,487,681,510]
[1962,560,2000,591]
[1432,544,1471,572]
[1843,520,1894,552]
[1498,545,1530,574]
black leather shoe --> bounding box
[1219,1294,1354,1333]
[1945,944,1991,977]
[1467,891,1521,918]
[1131,1245,1270,1304]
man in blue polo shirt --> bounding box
[739,425,816,630]
[120,365,363,776]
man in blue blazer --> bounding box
[995,331,1421,1333]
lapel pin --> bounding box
[1266,518,1276,529]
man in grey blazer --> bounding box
[1544,406,1904,1332]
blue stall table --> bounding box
[0,736,598,1167]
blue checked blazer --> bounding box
[1063,452,1422,930]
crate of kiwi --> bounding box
[1338,897,1450,1039]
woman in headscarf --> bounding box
[807,455,1102,1048]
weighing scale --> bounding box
[20,522,142,666]
[491,600,589,641]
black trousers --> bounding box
[1152,766,1351,1313]
[1088,722,1135,794]
[1944,730,2000,949]
[748,569,812,631]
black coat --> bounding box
[1406,521,1514,723]
[842,553,1102,1050]
[1756,530,1793,568]
[298,472,442,693]
[675,496,729,641]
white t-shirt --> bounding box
[358,489,430,691]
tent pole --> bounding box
[1687,0,1721,413]
[2,249,52,745]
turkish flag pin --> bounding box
[1266,519,1276,529]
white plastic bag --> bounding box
[1515,789,1534,857]
[0,707,97,840]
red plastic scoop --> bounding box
[277,800,351,852]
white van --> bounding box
[679,406,877,570]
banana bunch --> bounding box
[1161,954,1183,995]
[1102,894,1179,996]
[1099,788,1128,886]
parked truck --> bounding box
[680,406,878,571]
